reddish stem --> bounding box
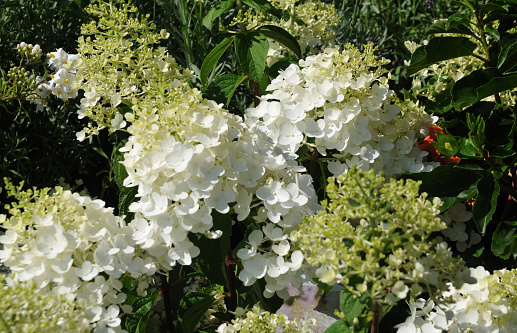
[252,81,260,107]
[371,302,380,333]
[225,248,237,312]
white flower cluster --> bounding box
[119,83,320,297]
[396,266,517,333]
[437,203,481,253]
[246,45,438,177]
[29,48,81,111]
[0,184,156,333]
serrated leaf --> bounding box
[119,186,138,217]
[121,275,140,292]
[472,173,500,234]
[204,73,247,107]
[451,68,517,109]
[123,290,160,333]
[406,37,477,76]
[339,289,368,324]
[200,36,235,86]
[492,219,517,259]
[256,25,301,59]
[178,292,215,333]
[234,31,269,82]
[202,0,234,30]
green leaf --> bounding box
[452,68,517,109]
[446,13,472,31]
[457,137,482,158]
[406,37,477,76]
[212,211,233,235]
[472,173,500,234]
[402,164,481,197]
[200,36,235,86]
[123,290,160,333]
[497,39,517,72]
[178,292,215,333]
[119,186,138,217]
[437,180,477,212]
[265,60,292,78]
[432,131,460,156]
[242,0,281,18]
[121,275,140,292]
[204,73,247,107]
[256,25,301,59]
[234,32,269,83]
[113,139,130,189]
[202,0,235,30]
[192,234,230,286]
[492,219,517,259]
[479,3,509,14]
[324,319,353,333]
[339,288,368,324]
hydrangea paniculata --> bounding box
[0,180,155,332]
[396,267,517,333]
[291,167,472,308]
[246,45,438,177]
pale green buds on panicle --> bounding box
[216,305,315,333]
[291,166,472,308]
[0,275,92,332]
[240,1,339,65]
[75,1,193,139]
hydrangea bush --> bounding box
[1,0,517,332]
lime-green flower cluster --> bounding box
[0,275,92,333]
[216,305,315,333]
[290,167,470,307]
[240,0,339,65]
[75,1,193,139]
